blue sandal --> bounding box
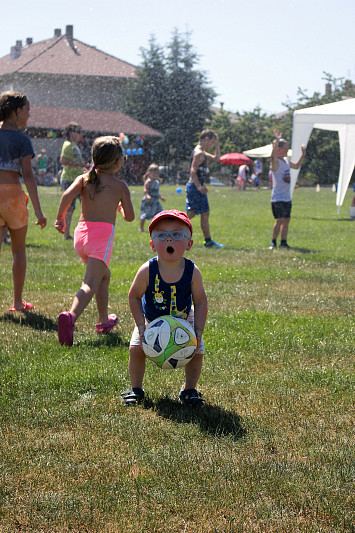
[179,388,205,405]
[121,388,145,406]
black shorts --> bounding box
[271,201,292,219]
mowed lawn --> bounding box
[0,184,354,533]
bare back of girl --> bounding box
[80,172,133,225]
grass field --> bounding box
[0,184,354,532]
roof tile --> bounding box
[27,105,161,136]
[0,36,137,78]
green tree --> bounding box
[210,107,276,154]
[209,107,275,179]
[209,73,355,185]
[209,110,239,154]
[122,37,169,140]
[122,29,216,168]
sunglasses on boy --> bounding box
[151,230,190,242]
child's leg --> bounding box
[200,212,211,241]
[129,345,147,389]
[139,219,145,231]
[70,257,108,321]
[272,218,282,240]
[280,218,290,241]
[187,208,196,220]
[95,266,111,324]
[183,352,203,391]
[9,226,28,308]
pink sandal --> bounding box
[96,314,118,334]
[9,300,34,312]
[58,312,75,346]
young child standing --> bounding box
[36,148,47,186]
[0,91,47,312]
[269,129,306,249]
[138,164,166,232]
[55,136,135,346]
[122,209,208,405]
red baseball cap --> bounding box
[149,209,193,236]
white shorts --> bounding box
[130,308,205,355]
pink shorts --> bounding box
[0,184,29,230]
[74,221,115,266]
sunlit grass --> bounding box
[0,184,354,532]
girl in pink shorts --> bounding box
[55,136,135,346]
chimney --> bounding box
[10,41,22,60]
[26,37,33,46]
[66,25,74,44]
[54,28,61,38]
[325,83,332,96]
[10,46,17,60]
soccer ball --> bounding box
[142,315,197,370]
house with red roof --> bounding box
[0,25,161,178]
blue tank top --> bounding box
[142,257,194,322]
[189,149,208,185]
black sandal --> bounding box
[179,388,205,405]
[121,387,145,406]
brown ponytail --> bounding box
[84,136,124,197]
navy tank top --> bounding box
[189,149,208,186]
[142,257,194,322]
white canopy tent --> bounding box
[243,144,273,158]
[243,144,292,158]
[290,98,355,212]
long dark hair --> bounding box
[84,136,123,196]
[0,91,28,121]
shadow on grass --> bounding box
[266,246,315,254]
[0,314,129,347]
[0,311,57,331]
[307,217,354,222]
[195,244,251,252]
[144,395,246,439]
[287,246,313,253]
[79,332,129,348]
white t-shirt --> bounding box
[271,158,291,202]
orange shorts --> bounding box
[0,184,29,230]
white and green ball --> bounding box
[142,315,197,370]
